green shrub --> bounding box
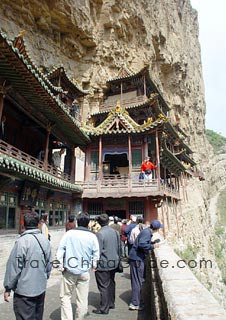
[206,129,226,153]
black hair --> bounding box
[97,214,109,227]
[136,216,144,224]
[68,215,75,222]
[40,213,48,222]
[24,212,39,229]
[114,216,119,224]
[76,212,90,228]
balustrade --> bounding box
[0,140,72,182]
[100,95,147,111]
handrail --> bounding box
[100,95,147,111]
[0,140,71,182]
[83,176,180,197]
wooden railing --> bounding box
[100,95,147,111]
[0,140,72,182]
[82,175,180,198]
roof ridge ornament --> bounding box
[115,101,121,113]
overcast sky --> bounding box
[190,0,226,137]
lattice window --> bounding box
[128,200,144,216]
[132,149,142,168]
[88,202,103,216]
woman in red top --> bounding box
[140,156,156,180]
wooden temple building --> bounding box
[0,32,89,230]
[0,32,197,231]
[81,67,196,222]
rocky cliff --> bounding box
[0,0,225,307]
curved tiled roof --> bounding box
[106,65,170,113]
[83,104,167,136]
[0,153,82,193]
[47,66,89,95]
[12,32,64,95]
[0,31,90,146]
[161,140,187,176]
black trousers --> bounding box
[95,270,116,313]
[130,260,144,306]
[13,292,46,320]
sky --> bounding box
[190,0,226,137]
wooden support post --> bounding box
[144,137,148,159]
[166,197,170,230]
[161,206,166,238]
[143,73,146,97]
[120,82,123,107]
[98,136,102,180]
[0,83,9,122]
[0,92,4,123]
[155,129,161,190]
[84,146,91,181]
[174,199,179,237]
[44,125,51,170]
[128,135,132,177]
[70,147,75,183]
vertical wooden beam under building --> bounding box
[155,129,161,189]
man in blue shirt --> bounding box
[128,220,162,311]
[57,212,99,320]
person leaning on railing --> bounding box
[140,156,157,180]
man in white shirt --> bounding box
[56,212,100,320]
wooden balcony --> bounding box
[100,95,147,112]
[0,140,82,193]
[82,175,180,199]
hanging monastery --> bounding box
[0,32,203,231]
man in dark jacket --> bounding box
[93,214,121,315]
[4,212,51,320]
[124,215,137,254]
[128,219,162,311]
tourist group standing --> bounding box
[3,211,163,319]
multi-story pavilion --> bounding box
[82,67,196,222]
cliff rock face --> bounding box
[0,0,225,306]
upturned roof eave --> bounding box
[47,66,89,96]
[0,32,90,146]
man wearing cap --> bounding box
[128,219,163,311]
[3,212,51,320]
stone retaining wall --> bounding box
[154,244,226,319]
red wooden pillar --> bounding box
[44,125,51,170]
[98,136,102,179]
[143,136,148,158]
[128,135,132,177]
[84,146,91,181]
[144,197,158,223]
[70,147,75,183]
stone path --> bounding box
[0,267,152,320]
